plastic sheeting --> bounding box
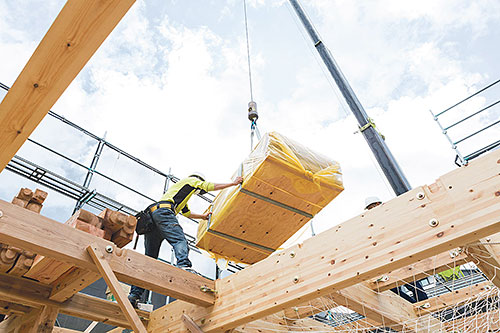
[197,132,343,264]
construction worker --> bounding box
[364,196,429,303]
[128,172,243,307]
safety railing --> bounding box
[430,79,500,166]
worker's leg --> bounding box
[152,208,192,268]
[128,228,163,304]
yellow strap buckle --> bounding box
[357,118,385,140]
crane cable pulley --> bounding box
[243,0,261,150]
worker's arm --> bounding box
[190,212,210,220]
[212,176,243,191]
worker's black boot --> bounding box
[128,294,140,309]
[180,266,202,276]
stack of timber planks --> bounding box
[0,188,47,276]
[0,187,137,286]
[197,132,344,264]
[25,208,137,284]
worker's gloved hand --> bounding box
[201,212,211,220]
[233,176,243,185]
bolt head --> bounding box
[416,192,425,200]
[105,245,114,253]
[293,276,299,283]
[429,218,439,227]
[290,251,296,258]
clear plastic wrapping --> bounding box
[197,132,343,264]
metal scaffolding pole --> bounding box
[288,0,411,195]
[74,139,105,212]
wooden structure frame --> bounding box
[0,148,498,331]
[1,0,500,331]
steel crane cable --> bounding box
[243,0,261,150]
[243,0,254,102]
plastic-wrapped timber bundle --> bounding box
[197,132,343,264]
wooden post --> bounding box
[22,305,59,333]
[86,243,147,333]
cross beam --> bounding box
[0,201,215,307]
[148,149,500,332]
[0,272,148,329]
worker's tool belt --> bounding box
[149,201,174,213]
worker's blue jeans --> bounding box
[129,208,192,299]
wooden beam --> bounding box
[0,300,31,316]
[0,273,148,329]
[0,201,215,307]
[234,313,335,332]
[52,328,83,333]
[0,306,56,333]
[104,328,125,333]
[148,149,500,332]
[369,248,468,292]
[414,281,494,314]
[0,314,22,332]
[284,283,440,332]
[87,244,147,333]
[182,314,204,333]
[49,268,101,302]
[466,233,500,288]
[0,0,135,172]
[22,305,59,333]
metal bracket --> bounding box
[200,285,217,294]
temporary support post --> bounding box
[288,0,411,195]
[87,243,147,333]
[147,149,500,332]
[0,0,135,172]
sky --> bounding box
[0,0,500,277]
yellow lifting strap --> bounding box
[358,117,385,140]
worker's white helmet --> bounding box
[364,196,382,210]
[189,172,206,181]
